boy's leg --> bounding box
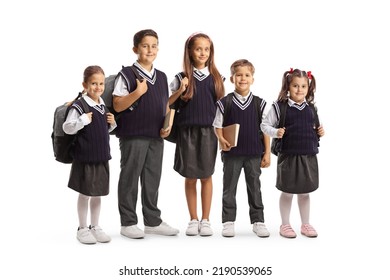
[140,138,163,227]
[243,157,264,223]
[222,156,243,223]
[118,138,147,226]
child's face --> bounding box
[133,35,158,67]
[190,37,210,69]
[83,73,105,102]
[230,66,254,96]
[288,76,308,104]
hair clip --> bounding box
[289,68,294,73]
[307,71,312,79]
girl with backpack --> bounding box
[63,65,116,244]
[261,68,325,238]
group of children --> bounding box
[63,29,325,244]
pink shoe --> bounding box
[301,224,318,237]
[279,224,296,238]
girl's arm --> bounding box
[168,76,188,106]
[62,107,92,135]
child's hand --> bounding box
[317,125,325,137]
[277,127,285,138]
[261,152,271,168]
[106,112,115,125]
[160,127,170,138]
[136,79,148,96]
[179,77,189,94]
[86,112,93,122]
[219,138,231,151]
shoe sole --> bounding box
[301,232,318,238]
[120,232,145,239]
[279,232,297,238]
[77,238,97,244]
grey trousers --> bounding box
[118,137,163,227]
[222,156,265,223]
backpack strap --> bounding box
[275,101,288,128]
[309,103,320,129]
[118,65,144,111]
[253,96,265,139]
[129,65,143,81]
[222,93,234,127]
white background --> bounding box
[1,0,388,279]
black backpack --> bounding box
[270,101,320,155]
[51,93,90,163]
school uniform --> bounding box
[170,68,221,179]
[113,62,169,227]
[63,95,116,196]
[261,99,320,194]
[214,92,267,223]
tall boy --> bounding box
[213,59,271,237]
[113,29,179,239]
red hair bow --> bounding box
[307,71,312,79]
[289,68,294,73]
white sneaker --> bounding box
[90,225,111,243]
[222,221,235,237]
[120,225,145,239]
[199,219,213,236]
[77,227,97,244]
[144,222,179,236]
[185,220,199,236]
[253,222,270,237]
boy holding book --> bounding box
[213,59,271,237]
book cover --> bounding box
[222,123,240,148]
[163,109,175,130]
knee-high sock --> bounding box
[77,194,90,228]
[279,192,293,225]
[297,194,310,224]
[90,196,101,227]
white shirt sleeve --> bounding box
[62,107,91,135]
[113,75,129,97]
[260,103,279,138]
[212,106,224,128]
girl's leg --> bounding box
[90,196,101,227]
[76,194,97,244]
[77,194,90,228]
[297,193,310,224]
[279,192,293,225]
[200,176,212,221]
[279,192,296,238]
[298,193,317,237]
[199,176,213,236]
[89,196,111,242]
[185,178,198,220]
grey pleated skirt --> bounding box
[174,126,217,179]
[68,161,109,196]
[276,153,319,194]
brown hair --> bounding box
[230,59,255,76]
[277,68,316,103]
[133,29,158,48]
[181,33,225,101]
[83,65,105,84]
